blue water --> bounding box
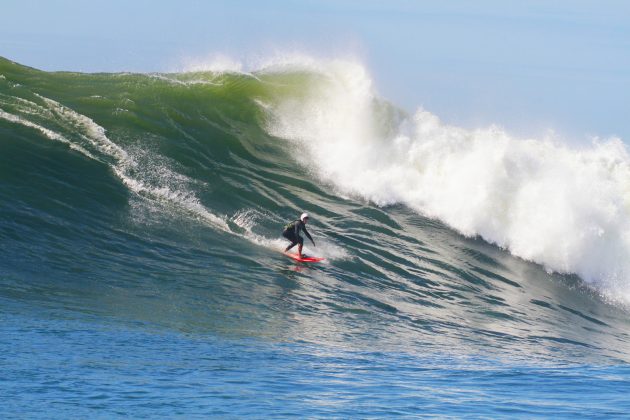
[3,304,629,418]
[2,56,630,417]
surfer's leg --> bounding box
[297,236,304,257]
[283,231,298,252]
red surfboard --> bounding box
[284,252,325,263]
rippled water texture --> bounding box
[2,56,630,417]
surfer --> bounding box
[282,213,315,258]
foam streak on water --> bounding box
[0,88,229,231]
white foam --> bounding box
[262,57,630,302]
[35,94,130,164]
[0,108,96,159]
[314,240,351,261]
[180,53,244,74]
[178,51,365,80]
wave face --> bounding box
[2,54,630,372]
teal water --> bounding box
[2,56,630,417]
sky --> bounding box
[1,0,629,140]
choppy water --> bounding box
[2,56,630,417]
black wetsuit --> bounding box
[282,220,314,251]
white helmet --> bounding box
[300,212,309,221]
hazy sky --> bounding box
[2,0,628,140]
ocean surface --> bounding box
[2,55,630,418]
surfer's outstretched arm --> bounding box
[303,227,315,246]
